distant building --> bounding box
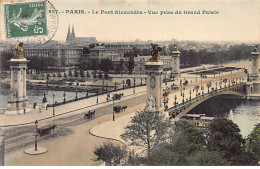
[23,44,83,70]
[66,24,98,46]
[135,55,172,73]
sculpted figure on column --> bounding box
[14,42,24,59]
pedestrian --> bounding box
[46,105,48,110]
[24,108,26,114]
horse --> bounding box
[122,106,127,111]
[37,125,57,137]
[84,110,95,119]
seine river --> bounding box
[0,84,89,108]
[191,95,260,138]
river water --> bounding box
[190,95,260,138]
[0,84,89,108]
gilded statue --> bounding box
[14,42,24,59]
[253,44,258,52]
[150,43,162,61]
[173,44,179,51]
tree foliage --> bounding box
[146,143,179,166]
[27,56,57,73]
[125,56,135,74]
[93,142,126,166]
[186,149,231,166]
[120,110,171,156]
[0,51,13,72]
[100,58,113,73]
[246,123,260,163]
[207,119,245,165]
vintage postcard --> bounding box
[0,0,260,166]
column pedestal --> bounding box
[6,58,29,115]
[145,61,164,112]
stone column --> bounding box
[0,133,5,166]
[145,61,164,112]
[250,50,259,81]
[170,48,181,79]
[6,58,29,114]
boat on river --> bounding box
[181,114,215,127]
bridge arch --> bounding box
[169,90,244,120]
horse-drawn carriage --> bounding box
[114,105,127,113]
[84,110,95,119]
[37,125,57,137]
[113,93,124,100]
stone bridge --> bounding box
[168,83,245,120]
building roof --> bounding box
[201,117,215,120]
[23,44,83,50]
[184,114,201,118]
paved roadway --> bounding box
[5,95,146,165]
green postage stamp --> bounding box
[5,1,47,38]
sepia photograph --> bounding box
[0,0,260,166]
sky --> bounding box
[1,0,260,42]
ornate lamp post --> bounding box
[189,90,191,101]
[133,78,136,94]
[35,120,38,151]
[141,78,143,85]
[75,90,78,101]
[180,80,182,96]
[63,91,66,103]
[52,94,55,116]
[42,91,47,103]
[46,74,50,87]
[96,88,99,104]
[112,94,120,121]
[200,74,203,90]
[86,88,88,98]
[174,95,177,108]
[114,82,117,91]
[182,93,185,105]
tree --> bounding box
[114,59,124,74]
[93,142,126,166]
[171,121,206,165]
[100,58,113,73]
[87,58,99,71]
[160,45,167,56]
[0,51,13,73]
[207,119,245,165]
[146,143,179,166]
[246,123,260,164]
[120,110,171,157]
[125,56,135,74]
[80,69,85,77]
[74,70,78,78]
[98,71,103,78]
[186,149,231,166]
[86,71,90,77]
[68,69,72,77]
